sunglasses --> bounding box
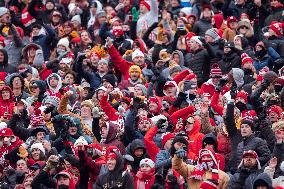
[240,26,249,29]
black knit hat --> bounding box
[241,119,255,129]
[172,135,188,147]
[102,74,117,87]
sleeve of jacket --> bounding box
[250,84,266,114]
[108,45,130,77]
[124,172,135,188]
[99,22,112,40]
[144,127,160,161]
[100,95,119,121]
[124,109,138,143]
[8,114,30,141]
[43,24,56,45]
[258,119,276,152]
[173,69,190,85]
[210,92,224,116]
[225,102,238,138]
[10,25,23,47]
[171,106,195,125]
[155,150,171,170]
[172,155,194,178]
[256,139,271,166]
[267,47,280,60]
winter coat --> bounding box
[218,50,242,74]
[191,18,212,37]
[228,2,249,19]
[155,149,171,173]
[184,47,215,86]
[235,135,271,170]
[0,49,17,74]
[126,139,148,174]
[228,167,263,189]
[172,155,230,189]
[95,151,134,189]
[101,122,126,155]
[32,25,56,60]
[253,47,280,73]
[0,86,15,120]
[8,113,31,141]
[31,169,57,189]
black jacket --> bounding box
[95,151,134,189]
[185,46,216,87]
[192,18,212,37]
[218,50,242,74]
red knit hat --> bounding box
[139,1,151,11]
[227,16,238,25]
[210,64,222,78]
[200,180,218,189]
[241,53,253,66]
[0,128,14,137]
[270,21,283,37]
[267,105,283,117]
[147,96,162,114]
[184,73,197,81]
[236,91,248,103]
[161,132,174,147]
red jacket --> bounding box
[144,127,160,161]
[0,86,14,120]
[108,45,133,80]
[100,95,119,121]
[170,106,204,160]
[0,137,22,161]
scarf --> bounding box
[136,169,155,189]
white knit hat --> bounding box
[74,136,88,147]
[31,143,45,155]
[190,36,203,46]
[71,15,81,25]
[132,49,144,60]
[0,122,7,130]
[140,158,155,168]
[57,38,70,51]
[0,7,9,17]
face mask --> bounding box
[236,101,247,111]
[57,49,65,55]
[243,68,252,75]
[112,29,124,37]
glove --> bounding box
[131,7,139,22]
[176,149,187,159]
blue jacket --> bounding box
[253,47,280,73]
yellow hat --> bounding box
[129,65,142,75]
